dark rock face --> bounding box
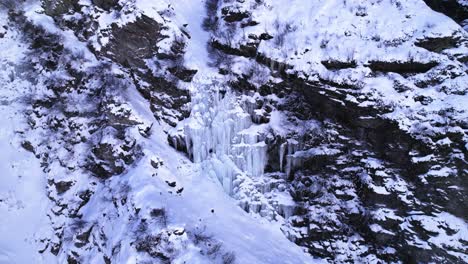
[423,0,468,24]
[415,35,461,52]
[221,6,250,22]
[87,140,142,179]
[39,1,193,127]
[168,66,198,82]
[236,76,467,262]
[51,180,74,195]
[367,60,439,74]
[295,83,427,167]
[42,0,80,16]
[99,14,192,125]
[92,0,119,10]
[211,39,253,57]
[321,60,357,70]
[21,140,35,153]
[102,15,165,69]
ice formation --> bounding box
[280,139,301,177]
[172,79,268,194]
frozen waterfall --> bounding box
[171,80,268,194]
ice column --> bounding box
[279,139,301,177]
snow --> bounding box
[0,116,50,264]
[411,154,435,163]
[425,166,457,178]
[0,12,53,263]
[170,0,212,69]
[129,156,315,263]
[407,212,468,262]
[216,0,460,65]
[369,224,395,235]
[361,157,384,170]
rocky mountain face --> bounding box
[204,0,468,262]
[0,0,466,263]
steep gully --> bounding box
[167,0,270,196]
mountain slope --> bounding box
[0,0,467,263]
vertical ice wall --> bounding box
[173,80,268,194]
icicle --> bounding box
[285,139,300,177]
[279,142,286,172]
